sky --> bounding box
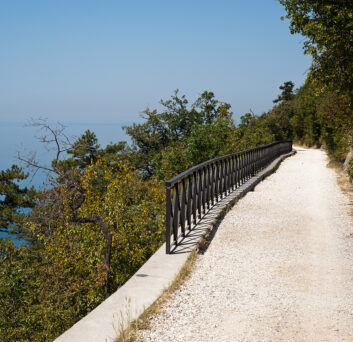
[0,1,311,241]
[0,0,311,126]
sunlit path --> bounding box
[139,147,353,342]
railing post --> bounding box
[165,184,171,254]
[187,175,192,230]
[180,179,186,237]
[214,162,219,202]
[197,169,202,219]
[202,167,207,214]
[172,185,179,246]
[207,164,211,209]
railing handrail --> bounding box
[165,140,291,186]
[165,140,292,254]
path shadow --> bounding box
[169,195,235,255]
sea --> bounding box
[0,121,132,245]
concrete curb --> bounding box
[54,150,295,342]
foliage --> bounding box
[0,165,35,238]
[273,81,295,103]
[157,117,235,180]
[55,129,100,171]
[279,0,353,98]
[0,240,41,341]
[278,0,353,160]
[0,158,165,341]
[239,80,353,161]
[124,90,234,178]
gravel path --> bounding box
[139,147,353,342]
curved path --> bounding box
[139,147,353,342]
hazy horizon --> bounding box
[0,121,132,188]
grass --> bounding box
[327,159,353,232]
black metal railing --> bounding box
[165,140,292,253]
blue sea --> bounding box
[0,121,132,244]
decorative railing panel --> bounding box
[165,140,292,253]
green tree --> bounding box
[57,130,100,171]
[125,90,234,178]
[273,81,295,103]
[0,240,44,341]
[0,121,166,341]
[0,165,35,238]
[279,0,353,98]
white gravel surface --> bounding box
[139,147,353,342]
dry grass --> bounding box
[338,176,353,221]
[327,160,353,230]
[112,298,138,342]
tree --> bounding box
[156,116,235,180]
[57,130,100,171]
[27,159,165,297]
[0,119,166,341]
[15,120,111,295]
[124,90,234,178]
[18,120,163,297]
[279,0,353,98]
[0,239,44,341]
[273,81,295,103]
[0,165,35,238]
[238,113,256,130]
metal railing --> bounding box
[165,140,292,253]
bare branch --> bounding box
[17,152,55,173]
[18,118,75,177]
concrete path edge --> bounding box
[54,150,296,342]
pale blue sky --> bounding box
[0,0,310,125]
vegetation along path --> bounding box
[139,147,353,342]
